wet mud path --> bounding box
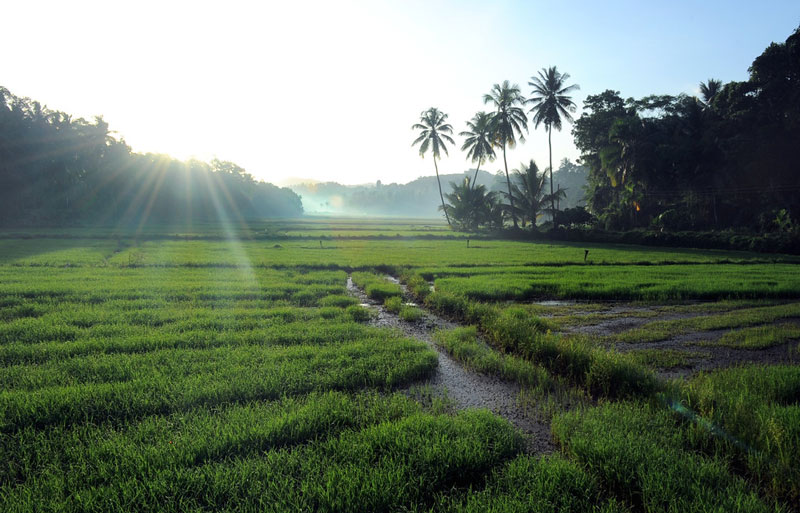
[347,276,555,455]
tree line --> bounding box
[415,26,799,235]
[575,25,799,233]
[413,67,580,231]
[0,87,303,227]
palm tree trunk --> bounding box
[471,162,481,192]
[434,157,451,226]
[548,126,556,228]
[503,144,518,228]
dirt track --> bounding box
[347,276,555,455]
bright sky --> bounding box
[3,1,799,185]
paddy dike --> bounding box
[347,275,555,455]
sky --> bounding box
[3,0,799,186]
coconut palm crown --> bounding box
[460,112,496,191]
[699,78,722,108]
[483,81,528,228]
[527,66,579,227]
[412,107,455,226]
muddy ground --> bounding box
[554,303,799,379]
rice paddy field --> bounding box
[1,219,799,512]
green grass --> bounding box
[384,295,403,313]
[421,288,659,399]
[2,409,523,512]
[682,365,800,505]
[437,454,628,513]
[0,340,437,432]
[433,327,551,389]
[383,295,424,321]
[351,271,403,301]
[1,391,422,491]
[399,304,424,322]
[2,227,800,512]
[432,264,800,301]
[553,401,781,512]
[4,233,795,269]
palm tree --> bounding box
[507,160,549,227]
[699,78,722,108]
[412,107,455,226]
[527,66,579,228]
[484,81,528,228]
[442,176,494,231]
[459,112,496,191]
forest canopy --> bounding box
[574,25,800,232]
[0,88,303,227]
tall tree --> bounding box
[527,66,579,227]
[508,160,550,227]
[412,107,455,226]
[699,78,722,108]
[459,112,496,191]
[484,81,528,228]
[442,176,494,231]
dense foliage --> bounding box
[574,26,800,232]
[0,87,303,226]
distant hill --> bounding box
[290,170,498,217]
[290,162,587,218]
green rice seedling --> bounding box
[432,264,800,301]
[582,349,660,398]
[482,307,554,353]
[423,290,496,326]
[2,410,522,512]
[384,295,403,313]
[517,377,590,421]
[613,302,800,344]
[400,271,433,299]
[0,301,47,322]
[0,391,422,487]
[433,327,551,389]
[682,365,800,505]
[0,339,437,432]
[0,320,385,366]
[346,304,371,322]
[318,294,359,307]
[318,306,340,319]
[403,384,457,415]
[97,236,795,269]
[707,323,800,349]
[351,271,403,301]
[553,402,779,512]
[365,282,402,302]
[438,454,628,513]
[0,238,120,266]
[424,291,657,399]
[398,305,423,322]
